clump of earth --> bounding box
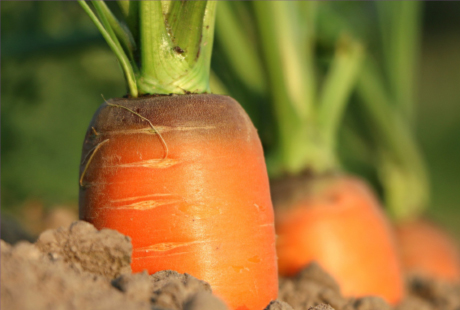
[1,221,459,310]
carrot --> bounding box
[396,219,460,283]
[213,2,404,304]
[77,2,277,309]
[351,1,459,285]
[273,175,404,304]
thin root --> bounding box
[80,139,110,187]
[106,102,169,159]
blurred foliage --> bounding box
[1,1,460,239]
[1,1,126,208]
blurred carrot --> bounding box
[273,175,404,303]
[396,219,460,283]
[350,2,460,285]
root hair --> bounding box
[106,101,169,159]
[80,139,110,187]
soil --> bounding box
[2,221,459,310]
[397,275,460,310]
[278,263,392,310]
[1,221,225,310]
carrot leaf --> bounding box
[78,0,138,97]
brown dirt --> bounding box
[2,220,459,310]
[278,263,392,310]
[396,275,460,310]
[35,221,132,279]
[278,262,460,310]
[1,221,228,310]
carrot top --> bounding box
[214,2,363,177]
[319,2,428,221]
[78,1,217,97]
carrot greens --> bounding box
[321,1,428,220]
[215,2,363,176]
[78,1,216,97]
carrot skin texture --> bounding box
[79,94,278,310]
[396,219,460,283]
[274,176,404,305]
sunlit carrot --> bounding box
[77,2,277,310]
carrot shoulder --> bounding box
[79,94,278,310]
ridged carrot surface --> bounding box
[79,94,278,310]
[274,175,404,305]
[396,219,460,283]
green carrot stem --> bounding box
[357,58,429,220]
[252,1,366,177]
[168,1,208,66]
[377,1,422,124]
[92,1,137,68]
[80,0,217,96]
[117,1,139,44]
[215,1,266,96]
[78,0,138,97]
[138,1,216,95]
[318,35,364,164]
[253,1,317,175]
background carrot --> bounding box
[213,2,403,304]
[78,2,277,309]
[273,176,403,303]
[332,2,460,283]
[396,219,460,282]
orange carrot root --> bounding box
[273,175,404,305]
[79,94,278,310]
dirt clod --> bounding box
[279,263,349,310]
[309,304,336,310]
[184,292,229,310]
[1,221,227,310]
[1,237,148,310]
[112,271,152,303]
[396,275,460,310]
[353,297,391,310]
[265,300,295,310]
[35,221,132,279]
[149,271,213,310]
[298,262,341,293]
[279,262,460,310]
[151,270,212,294]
